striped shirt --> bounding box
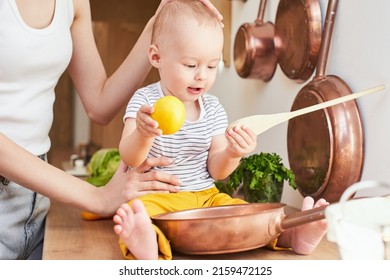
[124,82,228,191]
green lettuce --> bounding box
[86,148,121,187]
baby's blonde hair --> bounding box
[152,0,221,45]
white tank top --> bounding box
[0,0,74,155]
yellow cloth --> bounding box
[266,237,293,251]
[118,186,289,259]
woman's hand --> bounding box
[197,0,223,21]
[98,157,180,216]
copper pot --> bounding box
[274,0,322,83]
[233,0,277,81]
[152,203,325,254]
[287,0,364,203]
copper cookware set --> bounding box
[234,0,378,203]
[287,0,364,203]
[234,0,322,83]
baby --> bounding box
[114,0,328,260]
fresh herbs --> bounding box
[216,152,296,202]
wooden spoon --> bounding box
[228,84,385,135]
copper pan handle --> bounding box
[280,205,327,230]
[315,0,338,79]
[256,0,267,24]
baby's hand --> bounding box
[136,105,162,137]
[225,125,257,158]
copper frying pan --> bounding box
[152,203,326,254]
[233,0,277,81]
[274,0,322,83]
[287,0,364,203]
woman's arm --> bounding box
[67,0,222,125]
[0,133,180,216]
[67,0,153,124]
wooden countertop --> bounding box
[43,200,340,260]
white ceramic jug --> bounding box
[325,180,390,260]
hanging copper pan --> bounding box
[274,0,322,83]
[233,0,277,81]
[287,0,364,203]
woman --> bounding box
[0,0,222,259]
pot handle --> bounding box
[280,205,327,230]
[337,180,390,220]
[256,0,267,24]
[339,180,390,203]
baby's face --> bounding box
[157,18,223,103]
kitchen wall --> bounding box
[212,0,390,208]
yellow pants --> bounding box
[119,186,246,260]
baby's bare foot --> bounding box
[113,200,158,259]
[289,197,328,255]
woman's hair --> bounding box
[152,0,221,45]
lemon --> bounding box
[80,210,104,221]
[151,96,186,135]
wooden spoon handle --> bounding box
[289,84,385,118]
[228,84,385,135]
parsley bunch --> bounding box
[216,152,296,202]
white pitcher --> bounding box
[325,180,390,260]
